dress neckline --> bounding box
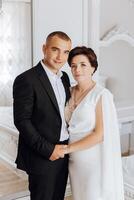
[69,82,97,114]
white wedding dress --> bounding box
[65,84,124,200]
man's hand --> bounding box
[49,145,67,161]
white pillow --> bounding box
[0,106,15,130]
[122,155,134,176]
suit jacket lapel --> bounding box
[61,74,70,103]
[34,62,60,114]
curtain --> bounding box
[0,0,31,106]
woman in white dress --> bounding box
[64,46,124,200]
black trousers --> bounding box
[28,141,69,200]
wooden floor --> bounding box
[0,159,28,199]
[17,196,72,200]
[0,159,72,200]
[65,197,72,200]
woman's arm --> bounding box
[65,97,104,154]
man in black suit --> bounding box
[13,31,72,200]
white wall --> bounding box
[32,0,87,83]
[32,0,84,61]
[32,0,96,84]
[32,0,134,102]
[99,0,134,103]
[100,41,134,102]
[100,0,134,37]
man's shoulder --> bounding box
[15,63,40,81]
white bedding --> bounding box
[0,106,18,165]
[0,106,16,130]
[122,155,134,186]
[122,155,134,199]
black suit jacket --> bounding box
[13,62,70,174]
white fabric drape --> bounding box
[101,90,124,200]
[0,0,31,106]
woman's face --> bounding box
[70,54,95,82]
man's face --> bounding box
[43,36,72,73]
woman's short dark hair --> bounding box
[68,46,98,74]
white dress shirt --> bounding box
[41,61,69,141]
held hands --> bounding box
[49,144,69,161]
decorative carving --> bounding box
[100,25,134,47]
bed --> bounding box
[0,106,18,166]
[0,105,134,199]
[116,102,134,199]
[122,155,134,200]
